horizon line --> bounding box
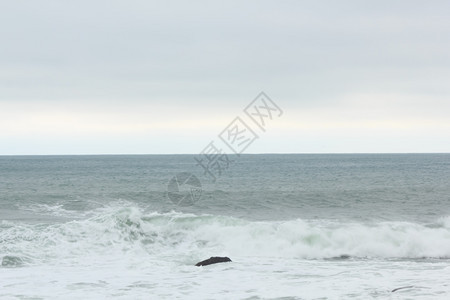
[0,152,449,156]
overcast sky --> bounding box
[1,0,449,154]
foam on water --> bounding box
[2,204,450,266]
[1,154,449,299]
[2,206,450,299]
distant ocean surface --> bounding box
[1,154,450,299]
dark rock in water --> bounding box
[325,254,351,261]
[195,256,232,266]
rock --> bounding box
[195,256,232,266]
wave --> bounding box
[2,205,450,266]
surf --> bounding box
[2,205,450,268]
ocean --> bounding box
[1,154,449,299]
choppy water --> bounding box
[1,154,450,299]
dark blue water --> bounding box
[1,154,449,222]
[2,154,450,299]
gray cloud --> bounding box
[1,1,448,100]
[1,0,449,153]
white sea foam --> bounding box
[2,205,450,299]
[2,205,450,266]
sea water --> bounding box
[1,154,449,299]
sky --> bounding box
[0,0,449,154]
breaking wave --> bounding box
[2,204,450,267]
